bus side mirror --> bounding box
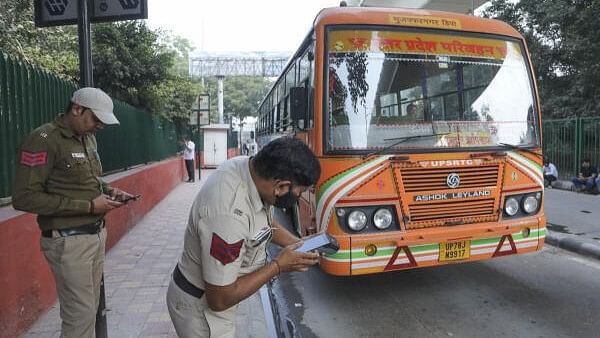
[290,87,307,130]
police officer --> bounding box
[12,87,135,338]
[166,137,321,337]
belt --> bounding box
[42,219,105,238]
[173,265,205,299]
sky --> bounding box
[147,0,342,53]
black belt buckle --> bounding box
[173,265,205,299]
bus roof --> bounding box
[313,6,522,39]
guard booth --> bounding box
[200,124,230,168]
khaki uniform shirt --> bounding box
[178,156,272,289]
[12,115,112,230]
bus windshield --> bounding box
[326,29,539,153]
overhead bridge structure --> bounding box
[188,52,291,78]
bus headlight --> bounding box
[522,195,539,214]
[373,208,392,230]
[347,210,367,231]
[504,197,519,216]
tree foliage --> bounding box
[201,76,273,123]
[482,0,600,118]
[0,2,199,120]
[0,0,79,79]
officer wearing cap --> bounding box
[12,87,135,338]
[166,137,321,338]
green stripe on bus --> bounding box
[323,229,545,261]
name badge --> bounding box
[71,152,86,159]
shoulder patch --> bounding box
[233,208,243,216]
[210,233,244,265]
[40,131,48,138]
[20,151,47,167]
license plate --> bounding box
[439,240,470,262]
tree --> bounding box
[482,0,600,118]
[0,3,200,120]
[161,34,195,76]
[0,0,79,80]
[201,76,273,122]
[92,21,174,111]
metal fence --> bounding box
[543,117,600,180]
[0,52,180,199]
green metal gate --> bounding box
[542,117,600,180]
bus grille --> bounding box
[397,164,501,228]
[400,165,499,192]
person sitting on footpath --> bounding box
[166,137,321,338]
[543,159,558,188]
[12,87,136,338]
[571,159,597,192]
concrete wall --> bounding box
[0,157,185,338]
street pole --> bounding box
[217,76,224,124]
[239,116,244,155]
[78,0,93,87]
[77,0,108,336]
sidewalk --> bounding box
[23,170,269,338]
[544,181,600,260]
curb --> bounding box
[545,231,600,261]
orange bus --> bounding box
[255,6,545,276]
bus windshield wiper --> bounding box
[363,132,450,159]
[496,142,541,157]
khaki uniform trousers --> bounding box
[166,278,238,338]
[40,228,107,338]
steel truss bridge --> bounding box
[189,52,291,77]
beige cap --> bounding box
[71,87,119,125]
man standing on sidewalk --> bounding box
[182,136,196,182]
[166,137,321,338]
[12,87,136,338]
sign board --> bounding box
[198,111,210,126]
[35,0,148,27]
[191,94,210,126]
[198,94,210,111]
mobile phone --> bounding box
[296,233,339,254]
[121,194,141,203]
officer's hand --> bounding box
[274,242,319,273]
[92,194,123,214]
[111,189,134,203]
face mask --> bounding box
[273,188,298,209]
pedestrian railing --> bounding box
[0,51,180,199]
[543,117,600,180]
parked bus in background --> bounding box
[255,5,545,276]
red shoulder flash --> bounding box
[20,151,48,167]
[210,233,244,265]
